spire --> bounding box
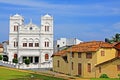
[30,18,32,24]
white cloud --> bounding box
[1,0,120,16]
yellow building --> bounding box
[52,41,120,78]
[0,43,3,55]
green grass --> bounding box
[0,66,64,80]
[91,78,120,80]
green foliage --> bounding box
[118,74,120,79]
[0,55,2,60]
[12,58,18,63]
[105,33,120,43]
[100,74,109,78]
[24,58,30,65]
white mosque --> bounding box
[7,14,53,69]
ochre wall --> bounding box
[53,47,118,78]
[0,48,3,53]
[96,48,116,64]
[53,56,69,74]
[95,59,120,78]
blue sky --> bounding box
[0,0,120,42]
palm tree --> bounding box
[112,33,120,42]
[105,33,120,43]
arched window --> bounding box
[29,38,33,47]
[45,54,49,61]
[35,38,39,47]
[22,38,27,47]
[45,41,49,47]
[14,25,18,31]
[14,54,18,59]
[45,26,49,31]
[13,38,18,47]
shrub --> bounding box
[24,58,30,65]
[12,58,18,63]
[0,55,2,60]
[118,74,120,79]
[100,74,109,78]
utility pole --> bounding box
[70,46,72,76]
[17,23,20,68]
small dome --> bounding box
[43,14,51,18]
[14,14,21,17]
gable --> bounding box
[114,42,120,50]
[95,57,120,67]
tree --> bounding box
[105,33,120,43]
[24,58,30,65]
[112,33,120,42]
[0,55,2,60]
[12,58,18,64]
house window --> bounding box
[117,65,120,71]
[14,25,18,31]
[23,43,27,47]
[57,60,60,67]
[78,52,81,58]
[101,51,105,56]
[35,43,39,47]
[99,67,101,73]
[45,54,49,61]
[86,53,92,59]
[14,41,18,47]
[72,52,74,58]
[87,63,91,72]
[72,62,74,70]
[29,43,33,47]
[45,42,49,47]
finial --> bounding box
[30,18,32,24]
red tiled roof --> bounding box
[52,41,113,57]
[67,41,113,52]
[52,50,67,57]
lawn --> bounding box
[0,66,64,80]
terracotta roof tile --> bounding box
[52,50,67,57]
[67,41,113,52]
[52,41,113,57]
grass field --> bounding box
[0,66,64,80]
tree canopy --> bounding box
[105,33,120,43]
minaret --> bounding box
[40,14,53,49]
[40,14,53,68]
[9,14,24,33]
